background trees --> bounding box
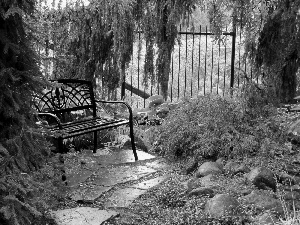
[206,0,300,102]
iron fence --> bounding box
[119,25,255,108]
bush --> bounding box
[156,83,285,160]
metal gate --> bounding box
[121,25,238,108]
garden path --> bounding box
[50,147,170,225]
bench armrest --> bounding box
[95,100,134,120]
[37,112,63,129]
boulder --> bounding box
[188,187,214,197]
[256,212,279,225]
[200,174,219,188]
[224,161,239,173]
[247,167,276,191]
[284,164,300,176]
[242,190,284,216]
[196,161,223,178]
[204,194,241,218]
[224,161,250,175]
[276,172,296,185]
[186,178,202,193]
[185,157,199,175]
[215,157,225,169]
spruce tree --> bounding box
[0,1,53,224]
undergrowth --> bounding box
[155,83,287,160]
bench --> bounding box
[33,79,138,160]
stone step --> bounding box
[50,207,119,225]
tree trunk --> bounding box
[280,53,298,103]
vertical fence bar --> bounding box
[137,29,141,107]
[217,40,220,94]
[211,40,214,93]
[184,26,188,97]
[130,43,133,97]
[238,24,242,87]
[144,39,146,107]
[171,53,174,102]
[191,29,195,97]
[178,24,181,100]
[204,26,208,95]
[198,25,201,93]
[230,23,236,90]
[224,26,227,96]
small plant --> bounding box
[155,83,286,160]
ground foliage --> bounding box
[155,82,287,160]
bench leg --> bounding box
[58,137,64,153]
[129,122,138,161]
[93,131,97,153]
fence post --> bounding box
[121,79,125,100]
[230,23,236,90]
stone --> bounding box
[256,212,279,225]
[224,161,250,175]
[234,164,250,175]
[204,194,241,218]
[188,187,214,197]
[50,207,119,225]
[277,172,296,185]
[196,161,223,178]
[70,185,112,202]
[145,158,169,171]
[200,174,219,188]
[224,161,240,173]
[186,178,202,192]
[94,165,156,187]
[185,157,199,175]
[242,190,284,216]
[0,143,9,157]
[130,176,167,190]
[117,135,132,148]
[247,167,276,191]
[215,157,225,169]
[105,188,147,208]
[283,190,300,201]
[284,164,300,176]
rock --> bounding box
[224,161,239,173]
[234,164,251,175]
[224,161,250,175]
[0,143,9,157]
[276,172,295,185]
[200,174,219,188]
[196,161,223,178]
[242,190,284,216]
[117,135,132,148]
[282,190,300,201]
[256,212,279,225]
[50,207,119,225]
[186,178,202,193]
[247,167,276,191]
[284,164,300,176]
[215,157,225,169]
[185,157,199,175]
[241,189,252,196]
[204,194,241,218]
[188,187,214,197]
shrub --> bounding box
[156,83,285,160]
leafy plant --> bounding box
[156,83,286,160]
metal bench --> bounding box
[34,79,138,160]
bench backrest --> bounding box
[34,79,97,119]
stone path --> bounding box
[50,148,169,224]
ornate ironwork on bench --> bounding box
[33,79,138,160]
